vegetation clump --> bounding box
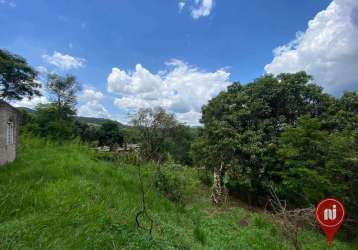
[154,163,186,205]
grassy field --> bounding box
[0,136,356,249]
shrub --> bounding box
[154,166,185,205]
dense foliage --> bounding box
[31,103,77,140]
[194,72,358,239]
[25,74,80,140]
[74,120,101,143]
[98,120,124,149]
[154,164,186,205]
[131,107,196,164]
[0,49,41,100]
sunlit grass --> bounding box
[0,135,356,249]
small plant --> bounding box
[193,225,206,245]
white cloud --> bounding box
[80,88,104,102]
[178,1,186,12]
[178,0,214,19]
[191,0,214,19]
[108,59,230,125]
[77,100,111,118]
[108,64,162,94]
[78,88,111,119]
[176,111,202,126]
[43,51,86,70]
[265,0,358,95]
[114,97,153,110]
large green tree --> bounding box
[98,120,124,150]
[74,121,101,144]
[131,107,179,162]
[47,73,80,112]
[276,116,358,239]
[194,72,358,238]
[31,103,76,139]
[0,49,41,100]
[31,74,81,139]
[195,72,335,205]
[131,107,195,164]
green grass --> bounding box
[0,135,356,249]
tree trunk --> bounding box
[211,162,226,205]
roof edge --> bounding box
[0,99,20,113]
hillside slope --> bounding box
[0,136,355,249]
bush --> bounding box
[154,166,186,205]
[275,117,358,239]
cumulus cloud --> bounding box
[178,0,214,19]
[77,100,111,118]
[108,64,162,94]
[43,51,86,70]
[80,89,104,102]
[108,59,230,125]
[176,111,202,126]
[265,0,358,95]
[78,88,111,118]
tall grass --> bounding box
[0,135,356,249]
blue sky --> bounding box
[1,0,357,125]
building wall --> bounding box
[0,102,19,166]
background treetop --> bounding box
[47,73,81,108]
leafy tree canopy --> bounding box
[0,49,41,100]
[98,120,124,149]
[47,73,81,109]
[194,71,358,237]
[131,107,196,164]
[31,103,76,140]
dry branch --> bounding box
[266,187,316,250]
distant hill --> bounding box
[17,107,126,128]
[76,116,126,128]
